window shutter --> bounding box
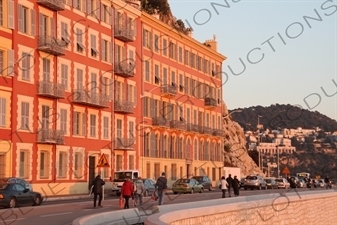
[109,78,113,100]
[96,0,100,20]
[150,98,154,118]
[133,19,136,37]
[101,38,104,61]
[82,113,86,136]
[7,49,14,76]
[73,113,76,135]
[122,46,126,62]
[18,4,23,32]
[160,134,164,158]
[82,0,86,14]
[109,7,112,25]
[121,82,125,101]
[0,99,6,126]
[50,17,54,37]
[87,0,91,14]
[149,32,153,49]
[73,0,78,9]
[101,3,104,21]
[39,13,43,36]
[114,44,118,64]
[31,9,36,36]
[109,42,113,63]
[114,8,118,28]
[68,0,72,7]
[134,86,137,106]
[8,0,14,29]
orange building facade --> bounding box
[0,0,226,194]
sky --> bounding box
[169,0,337,121]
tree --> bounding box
[141,0,170,15]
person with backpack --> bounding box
[134,177,145,206]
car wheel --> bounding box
[173,192,177,194]
[33,195,42,206]
[8,197,17,208]
[191,189,194,194]
[259,185,262,190]
[116,193,121,197]
[199,188,203,193]
[144,190,149,197]
[244,187,247,190]
[265,185,267,190]
[209,186,212,191]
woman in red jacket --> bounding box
[121,177,134,209]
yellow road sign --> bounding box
[97,154,110,168]
[282,167,290,175]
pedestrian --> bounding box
[226,174,233,197]
[220,176,228,198]
[324,176,330,189]
[134,177,145,206]
[155,172,168,205]
[121,177,133,209]
[232,176,240,196]
[91,175,105,208]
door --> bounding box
[14,184,30,206]
[186,164,190,178]
[88,156,96,190]
[0,155,5,178]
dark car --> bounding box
[0,183,43,208]
[0,177,33,191]
[264,178,278,189]
[192,176,213,191]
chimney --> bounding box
[187,28,193,38]
[204,34,218,51]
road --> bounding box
[0,188,326,225]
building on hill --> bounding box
[0,0,227,193]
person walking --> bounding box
[232,176,240,196]
[121,177,133,209]
[220,176,228,198]
[226,174,233,197]
[134,177,145,206]
[155,172,168,205]
[324,176,330,189]
[91,175,105,208]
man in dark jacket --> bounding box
[226,174,233,197]
[155,172,168,205]
[232,176,240,197]
[91,175,105,208]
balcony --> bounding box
[114,61,135,77]
[37,0,65,11]
[170,120,186,131]
[187,123,200,133]
[37,35,66,56]
[37,81,65,99]
[114,138,135,150]
[114,100,134,114]
[114,25,134,42]
[204,97,217,109]
[152,117,170,127]
[161,85,177,98]
[213,129,224,137]
[37,129,64,144]
[72,90,110,108]
[203,127,214,136]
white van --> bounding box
[111,170,140,196]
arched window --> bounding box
[204,141,209,161]
[187,139,191,159]
[179,137,183,159]
[144,132,150,157]
[199,140,203,161]
[194,139,198,160]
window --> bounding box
[0,97,5,127]
[116,155,122,171]
[75,0,81,10]
[171,164,177,180]
[76,69,83,90]
[60,109,67,133]
[178,47,182,63]
[116,119,122,138]
[101,39,108,61]
[194,140,198,160]
[144,61,150,82]
[90,114,96,137]
[142,29,152,48]
[163,39,167,56]
[129,155,134,170]
[0,154,5,177]
[74,152,83,178]
[76,28,85,52]
[184,50,189,65]
[21,52,30,80]
[0,0,3,26]
[90,35,98,57]
[21,102,29,130]
[58,152,67,178]
[0,50,3,75]
[21,6,28,34]
[40,151,50,178]
[179,74,184,92]
[154,163,160,180]
[61,22,70,45]
[42,58,50,81]
[154,34,159,52]
[73,111,86,136]
[61,64,68,89]
[154,64,160,84]
[129,121,134,138]
[103,116,109,139]
[171,71,176,86]
[143,97,149,117]
[19,150,29,178]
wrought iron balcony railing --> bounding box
[37,35,66,56]
[213,129,224,137]
[161,85,177,97]
[204,97,217,108]
[186,123,200,133]
[37,129,64,144]
[152,117,170,127]
[114,61,135,77]
[72,90,110,108]
[170,120,186,130]
[37,81,65,99]
[37,0,65,11]
[203,127,214,135]
[114,100,134,114]
[114,138,135,150]
[114,25,134,42]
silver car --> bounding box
[275,178,290,189]
[244,175,267,190]
[0,177,33,191]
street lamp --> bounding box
[223,109,242,119]
[276,144,285,178]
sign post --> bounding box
[282,167,290,176]
[97,153,110,201]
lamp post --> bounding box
[276,144,285,177]
[223,109,242,119]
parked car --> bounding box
[289,176,301,188]
[132,178,156,197]
[172,178,204,194]
[275,178,290,189]
[0,178,33,191]
[0,182,43,208]
[264,178,278,189]
[298,179,305,188]
[316,179,325,188]
[192,176,213,191]
[244,175,267,190]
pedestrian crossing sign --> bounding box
[282,167,290,175]
[97,154,110,168]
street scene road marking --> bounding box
[0,218,25,223]
[40,212,72,217]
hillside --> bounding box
[229,104,337,132]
